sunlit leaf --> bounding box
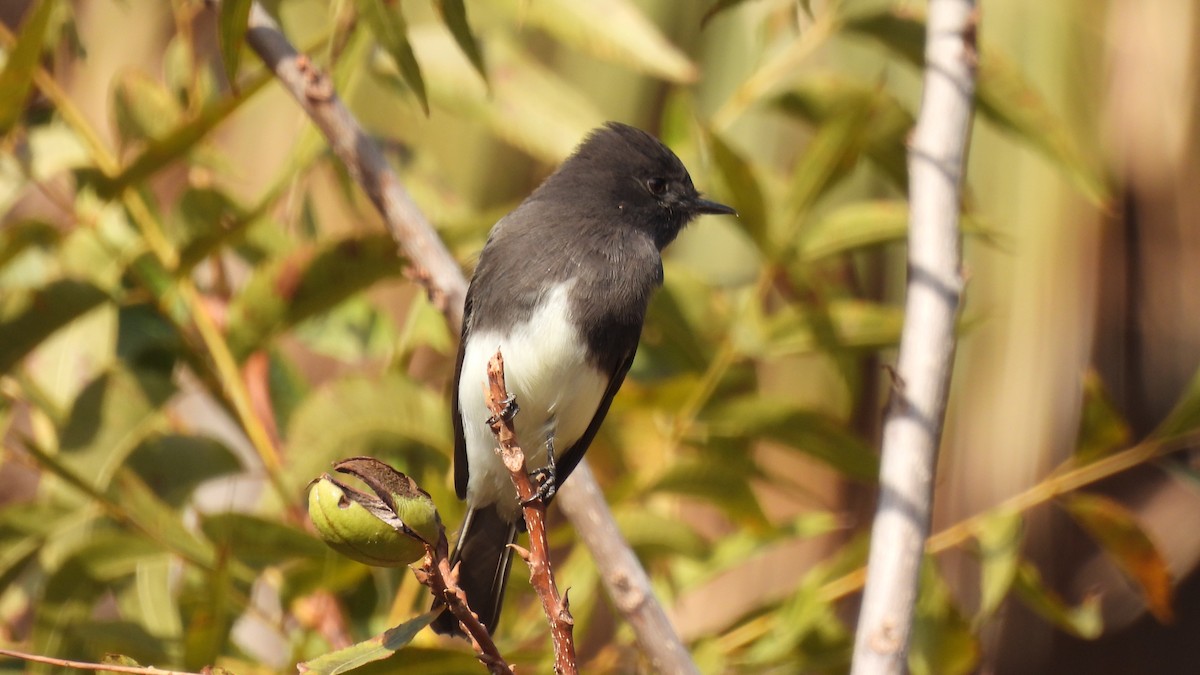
[798,201,1006,261]
[225,234,406,359]
[698,396,879,481]
[704,129,769,251]
[1155,363,1200,440]
[910,560,979,675]
[111,71,182,146]
[774,76,913,192]
[1075,370,1131,464]
[0,0,55,135]
[842,7,1108,205]
[701,0,752,28]
[111,470,225,576]
[432,0,487,85]
[739,299,905,358]
[387,29,604,163]
[650,460,768,526]
[202,512,326,570]
[1061,492,1174,623]
[285,373,450,497]
[87,70,272,198]
[973,508,1022,620]
[493,0,697,83]
[57,368,173,491]
[297,610,439,674]
[0,279,108,375]
[614,509,706,559]
[0,219,60,271]
[126,434,242,508]
[358,0,428,115]
[217,0,252,87]
[1012,560,1102,638]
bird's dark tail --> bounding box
[430,504,518,637]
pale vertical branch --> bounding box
[239,3,693,668]
[850,1,978,673]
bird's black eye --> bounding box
[646,177,667,196]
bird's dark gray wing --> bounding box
[451,289,474,500]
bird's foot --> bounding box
[521,438,557,505]
[486,394,520,426]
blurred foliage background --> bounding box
[1,0,1199,673]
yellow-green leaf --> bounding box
[225,235,406,359]
[0,0,56,135]
[358,0,428,115]
[973,509,1023,620]
[1061,492,1174,623]
[217,0,252,87]
[1012,560,1102,638]
[432,0,487,85]
[494,0,697,83]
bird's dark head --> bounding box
[541,122,736,250]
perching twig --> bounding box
[849,1,977,673]
[415,536,513,674]
[484,351,578,675]
[240,4,691,668]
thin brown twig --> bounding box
[0,648,199,675]
[415,535,513,674]
[484,351,578,675]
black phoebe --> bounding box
[431,122,735,636]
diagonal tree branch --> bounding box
[239,4,694,671]
[850,1,978,673]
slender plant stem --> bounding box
[850,1,978,672]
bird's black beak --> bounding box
[691,197,737,217]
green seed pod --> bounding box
[307,474,426,567]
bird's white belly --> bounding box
[459,282,609,516]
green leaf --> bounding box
[972,508,1023,620]
[201,512,326,569]
[0,279,108,375]
[798,201,1006,261]
[285,373,450,497]
[0,219,61,271]
[704,129,769,251]
[225,234,406,359]
[432,0,487,85]
[1061,492,1174,623]
[0,0,56,136]
[111,72,183,146]
[126,435,242,508]
[1154,362,1200,440]
[1012,560,1102,638]
[297,610,440,674]
[358,0,429,115]
[910,560,979,675]
[386,29,604,163]
[217,0,253,87]
[773,76,913,192]
[614,509,706,559]
[56,367,173,492]
[493,0,697,83]
[842,8,1108,205]
[650,460,768,527]
[111,469,225,576]
[701,0,751,28]
[776,97,882,248]
[698,396,879,482]
[738,299,905,358]
[1074,370,1131,464]
[86,69,272,198]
